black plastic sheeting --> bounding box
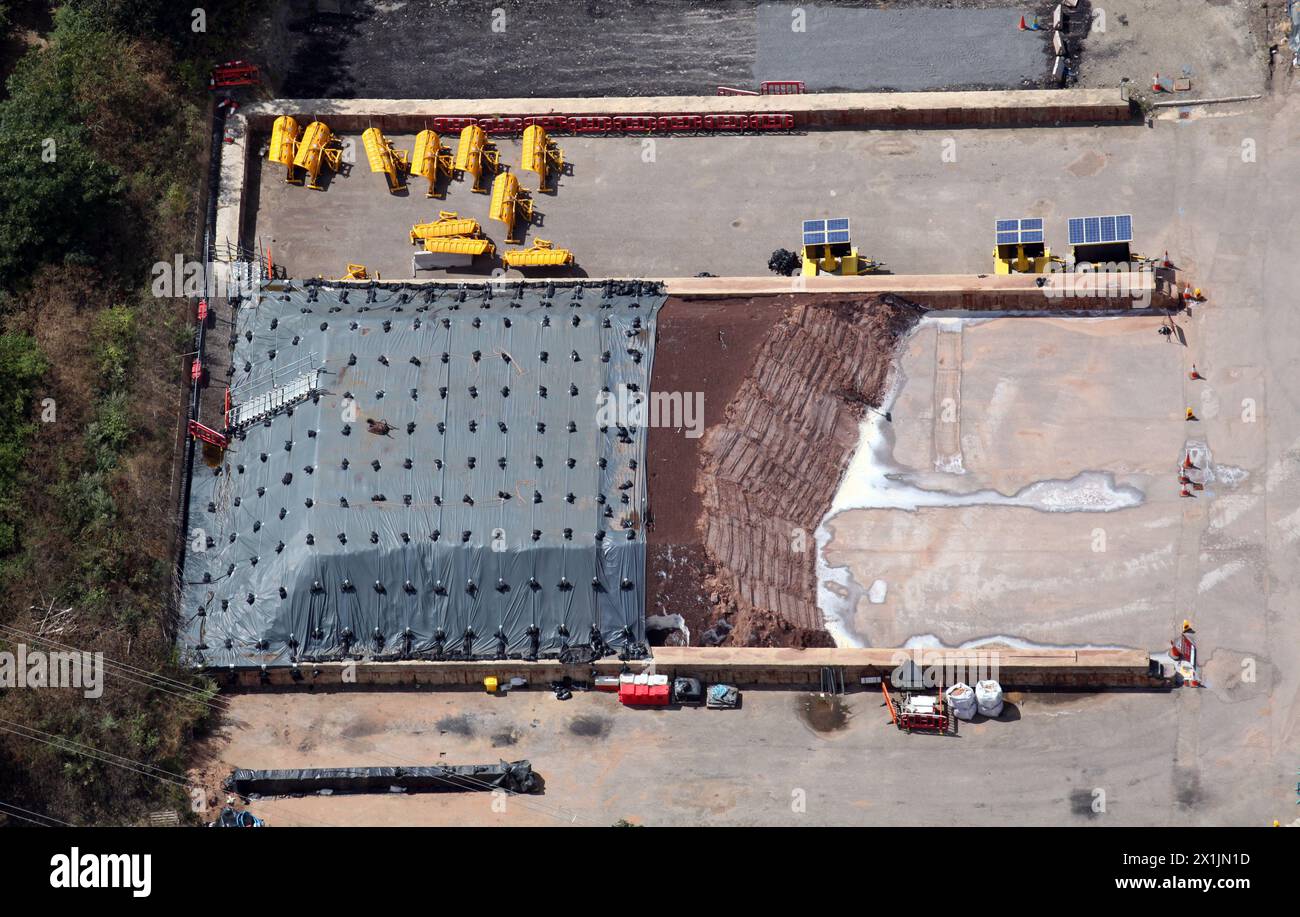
[224,761,541,796]
[179,279,662,668]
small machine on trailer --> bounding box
[881,680,952,735]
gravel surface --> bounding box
[755,4,1050,91]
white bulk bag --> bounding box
[975,680,1004,718]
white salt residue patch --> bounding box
[829,405,1143,515]
[1198,559,1247,594]
[868,579,888,604]
[1277,504,1300,544]
[1215,465,1249,488]
[934,454,966,474]
[901,633,1135,652]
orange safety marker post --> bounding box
[881,681,899,726]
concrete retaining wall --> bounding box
[662,272,1174,312]
[222,646,1159,690]
[238,89,1135,132]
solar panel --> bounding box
[802,218,849,247]
[995,218,1046,246]
[1068,214,1133,245]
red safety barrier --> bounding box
[523,115,571,132]
[748,112,796,131]
[702,113,749,132]
[191,358,204,383]
[567,115,611,134]
[478,116,524,135]
[612,115,657,134]
[760,80,805,95]
[197,299,209,322]
[188,419,228,449]
[209,60,259,90]
[432,116,478,133]
[656,114,704,133]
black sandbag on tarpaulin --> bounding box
[224,760,541,797]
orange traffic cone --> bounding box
[1189,364,1202,380]
[1019,15,1027,30]
[1152,73,1163,92]
[1192,482,1205,491]
[1162,250,1173,268]
[1180,486,1194,498]
[1178,473,1191,485]
[1183,454,1197,470]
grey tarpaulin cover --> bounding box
[179,279,662,667]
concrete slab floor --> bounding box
[822,315,1202,650]
[195,685,1285,827]
[249,102,1278,281]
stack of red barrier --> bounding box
[419,112,795,136]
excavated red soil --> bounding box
[646,293,925,648]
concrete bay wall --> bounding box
[221,646,1159,690]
